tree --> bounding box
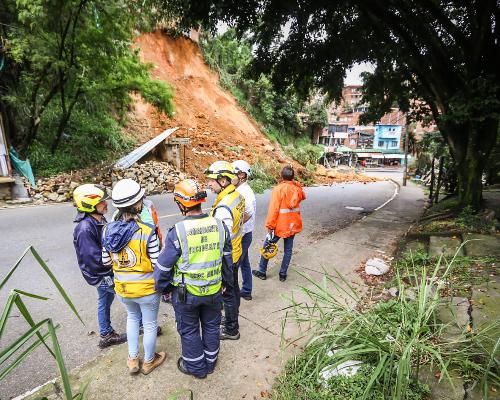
[0,0,174,157]
[159,0,500,209]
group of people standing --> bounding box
[72,159,306,378]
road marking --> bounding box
[373,180,399,211]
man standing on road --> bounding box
[205,161,245,340]
[232,160,256,301]
[154,179,234,378]
[72,184,126,349]
[252,166,306,282]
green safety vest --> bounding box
[173,216,226,296]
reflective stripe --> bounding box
[156,263,172,272]
[215,218,225,254]
[206,356,218,362]
[173,276,222,286]
[204,348,219,356]
[114,272,154,281]
[279,208,300,214]
[176,221,190,270]
[182,354,205,362]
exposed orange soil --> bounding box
[129,31,296,180]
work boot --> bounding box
[241,293,252,301]
[220,327,240,340]
[279,274,287,282]
[127,356,140,375]
[252,270,266,280]
[141,352,166,375]
[139,326,162,336]
[177,357,207,379]
[98,331,126,349]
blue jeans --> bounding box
[118,293,160,362]
[258,235,295,276]
[239,232,253,296]
[96,280,115,337]
[172,289,222,377]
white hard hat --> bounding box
[111,179,145,208]
[232,160,252,177]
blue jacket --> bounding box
[73,212,112,286]
[154,213,234,294]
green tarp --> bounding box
[9,148,36,188]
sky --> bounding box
[344,62,375,86]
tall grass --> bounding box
[0,246,85,399]
[275,252,499,399]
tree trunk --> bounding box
[434,156,444,204]
[429,157,435,205]
[442,119,498,210]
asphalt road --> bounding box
[0,179,396,399]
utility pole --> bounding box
[402,119,409,186]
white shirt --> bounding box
[236,181,256,235]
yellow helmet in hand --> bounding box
[260,242,278,260]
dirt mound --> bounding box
[128,31,294,179]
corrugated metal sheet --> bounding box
[114,127,179,169]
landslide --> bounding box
[127,31,297,180]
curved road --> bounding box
[0,179,396,399]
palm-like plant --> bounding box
[0,246,85,399]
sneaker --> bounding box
[241,293,252,301]
[252,270,266,280]
[127,356,140,375]
[98,331,126,349]
[279,274,287,282]
[177,357,207,379]
[220,327,240,340]
[141,352,166,375]
[139,326,162,336]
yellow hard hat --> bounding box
[73,184,109,213]
[204,161,236,180]
[174,179,207,207]
[260,242,278,260]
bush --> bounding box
[249,157,279,194]
[456,206,497,233]
[284,142,323,166]
[274,256,499,399]
[29,108,135,176]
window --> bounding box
[391,140,398,147]
[378,141,384,147]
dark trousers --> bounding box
[240,232,253,296]
[258,234,295,276]
[172,288,222,377]
[222,262,240,334]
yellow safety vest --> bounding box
[109,221,156,298]
[173,216,226,296]
[210,184,245,264]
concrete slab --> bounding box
[429,236,464,257]
[471,274,500,354]
[419,367,465,400]
[463,233,500,258]
[437,297,470,341]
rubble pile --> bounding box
[25,160,186,204]
[315,165,379,184]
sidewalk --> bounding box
[22,183,425,400]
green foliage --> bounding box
[456,206,497,234]
[0,246,85,399]
[0,0,174,175]
[284,142,323,167]
[29,107,136,176]
[248,157,279,194]
[199,30,323,166]
[276,257,499,399]
[160,0,500,208]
